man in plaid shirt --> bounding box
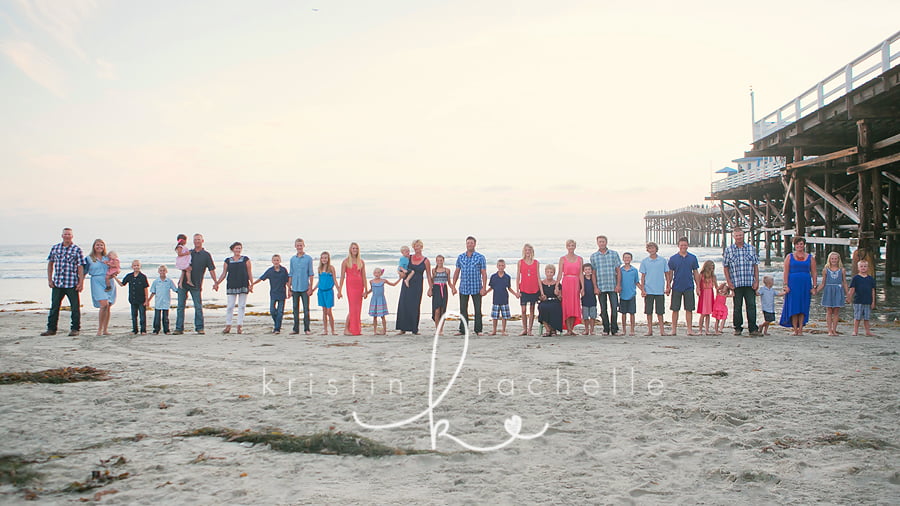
[42,228,85,336]
[722,227,760,336]
[589,235,621,335]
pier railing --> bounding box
[753,31,900,141]
[644,205,720,218]
[711,165,783,194]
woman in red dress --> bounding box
[556,239,583,336]
[339,242,367,336]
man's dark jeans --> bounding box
[47,286,80,332]
[732,286,758,333]
[292,291,311,333]
[458,293,483,334]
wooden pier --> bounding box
[645,31,900,283]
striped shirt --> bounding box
[47,242,85,289]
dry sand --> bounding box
[1,308,898,504]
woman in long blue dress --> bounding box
[396,240,432,335]
[85,239,117,335]
[779,237,817,336]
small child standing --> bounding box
[619,252,641,336]
[175,234,194,288]
[312,251,340,335]
[366,268,402,335]
[486,259,518,336]
[252,254,291,334]
[712,282,732,335]
[398,245,411,285]
[119,260,149,334]
[847,260,876,336]
[104,251,121,291]
[757,275,784,336]
[148,265,178,334]
[818,252,849,336]
[581,264,598,335]
[429,255,457,334]
[696,261,717,336]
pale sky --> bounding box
[2,0,898,245]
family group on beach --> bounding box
[40,227,877,339]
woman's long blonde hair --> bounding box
[347,242,361,267]
[89,239,108,262]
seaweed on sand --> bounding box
[0,455,39,486]
[177,427,434,457]
[0,367,110,385]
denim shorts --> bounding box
[581,306,597,320]
[618,298,636,314]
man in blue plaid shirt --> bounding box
[42,228,85,336]
[722,227,760,336]
[453,236,487,335]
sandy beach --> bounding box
[1,308,898,504]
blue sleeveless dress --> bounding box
[317,271,335,308]
[779,253,811,327]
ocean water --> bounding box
[2,238,897,324]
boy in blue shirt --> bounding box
[148,265,178,334]
[253,254,291,334]
[639,242,670,336]
[619,252,641,336]
[486,259,518,336]
[847,260,876,336]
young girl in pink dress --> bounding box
[713,282,732,335]
[104,251,121,291]
[175,234,194,288]
[696,260,717,335]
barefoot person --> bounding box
[453,236,487,336]
[667,237,700,336]
[589,235,621,336]
[42,227,85,337]
[288,238,315,335]
[174,233,217,335]
[339,242,367,336]
[85,239,116,336]
[214,242,253,335]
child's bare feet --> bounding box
[489,331,497,336]
[865,332,875,336]
[644,331,653,336]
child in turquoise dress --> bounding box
[311,251,340,335]
[365,268,401,335]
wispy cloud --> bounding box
[0,39,66,97]
[13,0,97,61]
[2,0,101,94]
